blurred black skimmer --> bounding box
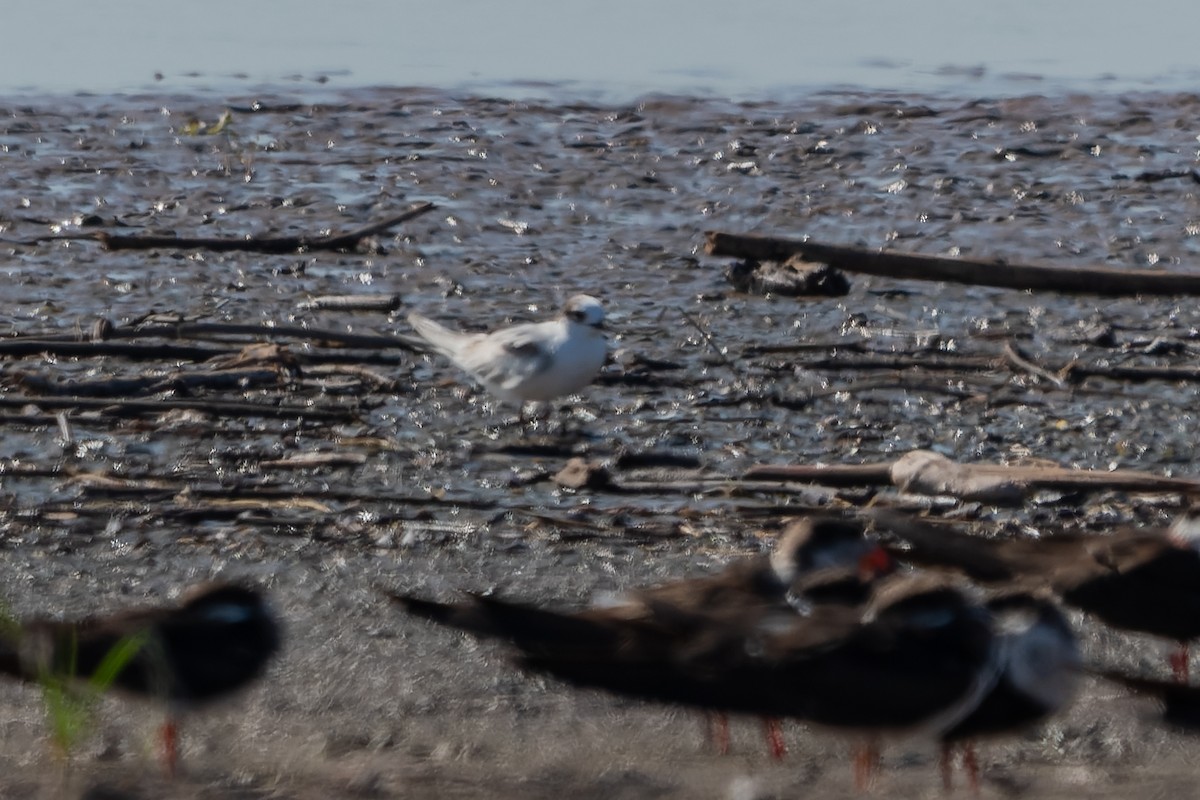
[389,571,998,790]
[0,582,281,776]
[873,508,1200,683]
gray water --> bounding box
[5,0,1200,99]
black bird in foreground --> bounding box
[389,572,998,791]
[872,508,1200,682]
[393,516,890,760]
[938,592,1081,793]
[605,515,893,758]
[0,583,281,776]
[608,516,890,625]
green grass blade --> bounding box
[89,632,146,692]
[38,631,147,757]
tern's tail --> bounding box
[407,313,476,361]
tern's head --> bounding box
[563,295,605,330]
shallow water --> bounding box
[5,1,1200,100]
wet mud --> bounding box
[1,86,1200,797]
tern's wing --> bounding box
[456,322,557,391]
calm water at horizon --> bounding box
[3,0,1200,101]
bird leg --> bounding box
[852,738,881,792]
[1170,642,1190,683]
[962,741,981,796]
[161,717,179,778]
[705,711,731,756]
[762,716,787,760]
[939,741,955,792]
[939,741,981,796]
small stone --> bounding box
[553,457,613,490]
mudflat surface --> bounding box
[1,87,1200,797]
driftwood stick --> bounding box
[0,339,225,361]
[3,324,421,359]
[297,294,402,312]
[0,461,68,479]
[94,201,436,253]
[0,337,408,367]
[615,479,842,500]
[805,376,996,400]
[987,468,1200,493]
[301,363,398,389]
[259,452,370,469]
[746,450,1200,498]
[20,321,418,352]
[304,202,437,249]
[705,231,1200,296]
[1065,363,1200,383]
[698,375,991,411]
[1134,169,1200,184]
[115,322,421,352]
[54,411,74,447]
[9,368,286,398]
[743,463,895,484]
[0,412,133,430]
[75,477,507,510]
[766,345,1200,388]
[744,340,868,355]
[0,394,354,422]
[796,354,1000,372]
[512,509,610,533]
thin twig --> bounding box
[98,202,436,253]
[5,202,436,253]
[1002,342,1067,389]
[679,310,739,372]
